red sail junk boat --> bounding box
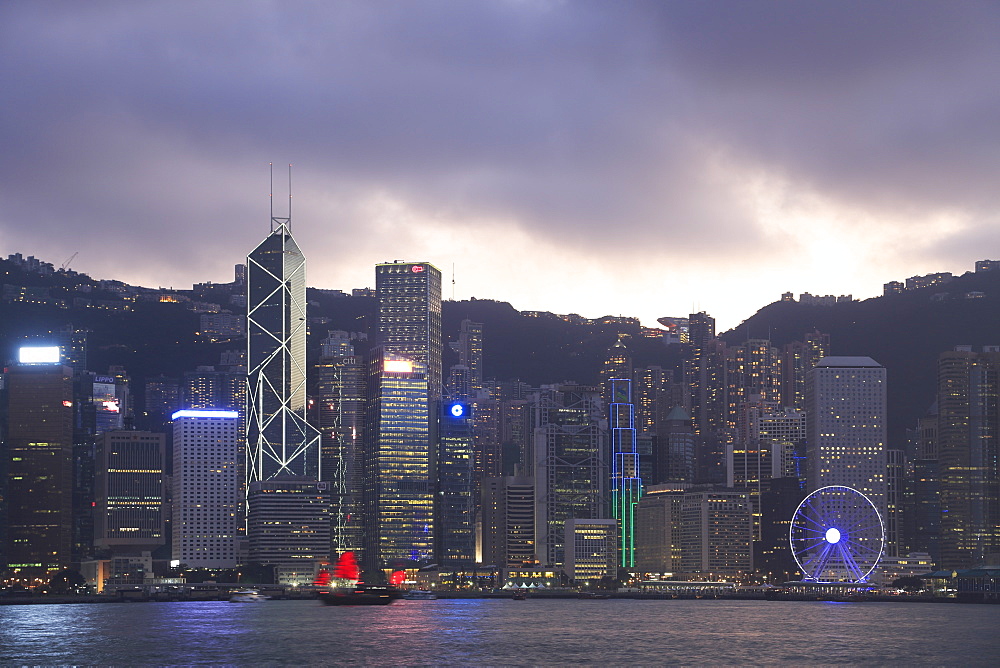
[317,552,403,606]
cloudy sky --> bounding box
[2,1,998,330]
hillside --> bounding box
[4,254,998,449]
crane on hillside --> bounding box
[61,252,78,272]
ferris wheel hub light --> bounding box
[825,528,842,544]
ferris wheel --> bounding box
[789,485,884,583]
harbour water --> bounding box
[2,598,997,665]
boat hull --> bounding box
[318,587,401,606]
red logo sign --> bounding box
[411,265,425,273]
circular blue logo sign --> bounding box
[450,403,465,418]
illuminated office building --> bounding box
[247,477,331,585]
[437,395,475,564]
[481,476,536,570]
[936,346,1000,569]
[564,519,617,582]
[3,347,74,584]
[600,337,632,407]
[609,378,642,568]
[172,409,240,568]
[246,216,321,484]
[656,406,696,484]
[94,430,165,557]
[781,331,830,410]
[679,489,754,576]
[449,319,483,391]
[533,384,608,568]
[363,350,434,569]
[634,484,687,573]
[805,357,887,512]
[375,261,442,399]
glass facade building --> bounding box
[246,221,320,482]
[363,350,434,568]
[609,378,642,568]
[375,261,442,400]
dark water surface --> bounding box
[1,598,997,665]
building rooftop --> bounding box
[815,356,883,368]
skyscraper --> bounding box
[246,217,320,483]
[609,378,642,568]
[449,319,483,392]
[375,261,442,399]
[315,331,366,556]
[362,261,442,570]
[172,410,240,568]
[94,430,165,558]
[363,349,434,569]
[437,396,475,564]
[533,384,608,568]
[805,357,888,512]
[4,347,74,585]
[936,345,1000,568]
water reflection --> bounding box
[1,599,998,666]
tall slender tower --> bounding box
[610,378,642,568]
[937,345,1000,569]
[375,261,442,399]
[4,347,74,586]
[246,192,321,483]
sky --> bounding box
[2,1,998,331]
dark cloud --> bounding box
[1,1,997,323]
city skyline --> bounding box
[3,2,999,331]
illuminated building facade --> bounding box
[656,406,695,484]
[437,398,475,564]
[781,331,830,410]
[172,410,240,568]
[375,261,442,399]
[635,485,687,573]
[94,430,165,556]
[247,477,331,585]
[363,349,434,568]
[449,319,483,391]
[936,346,1000,569]
[533,384,608,568]
[564,518,617,581]
[600,337,632,407]
[679,489,754,576]
[609,378,642,568]
[481,475,536,571]
[3,348,74,583]
[246,218,321,484]
[805,357,887,514]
